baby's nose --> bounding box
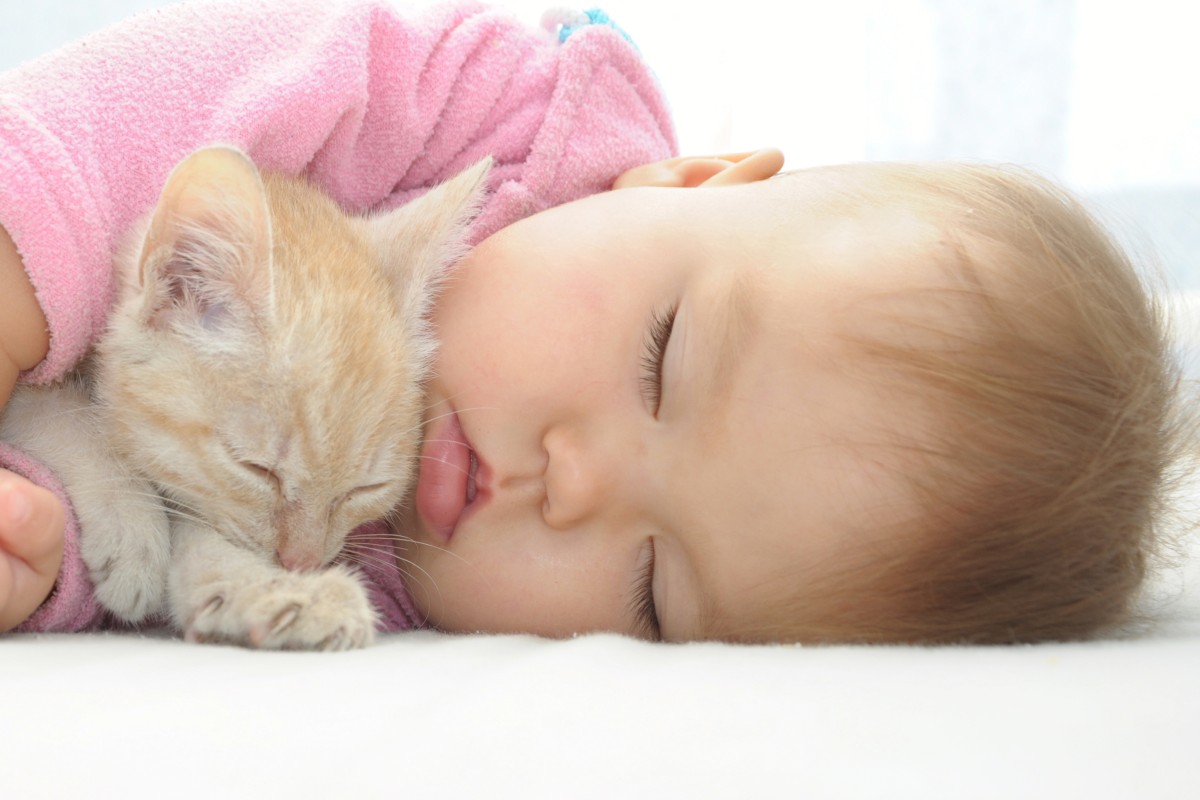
[540,423,625,530]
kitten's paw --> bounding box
[80,490,172,622]
[185,565,376,651]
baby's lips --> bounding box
[414,410,471,543]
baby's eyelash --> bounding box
[630,539,661,641]
[639,304,677,415]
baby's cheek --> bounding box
[428,547,593,635]
[431,577,540,634]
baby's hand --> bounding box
[0,469,65,632]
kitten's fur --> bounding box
[0,147,489,649]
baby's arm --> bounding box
[0,228,64,632]
[0,224,47,407]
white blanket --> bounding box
[3,526,1198,799]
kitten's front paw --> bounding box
[79,487,171,622]
[185,565,376,651]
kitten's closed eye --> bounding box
[342,483,392,501]
[221,442,280,489]
[239,460,278,485]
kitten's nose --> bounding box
[277,546,322,572]
[276,500,324,571]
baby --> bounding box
[0,1,1187,644]
[388,157,1187,643]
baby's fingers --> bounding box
[0,473,64,563]
[612,148,785,190]
[0,472,66,631]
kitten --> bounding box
[0,146,489,649]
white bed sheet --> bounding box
[3,504,1198,799]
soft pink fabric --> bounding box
[0,0,676,632]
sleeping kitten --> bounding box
[0,146,489,649]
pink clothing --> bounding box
[0,0,676,632]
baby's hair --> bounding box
[755,162,1194,644]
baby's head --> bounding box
[745,161,1184,643]
[394,153,1185,644]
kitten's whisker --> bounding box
[404,404,497,440]
[371,525,473,567]
[421,389,474,415]
[339,551,398,573]
[444,404,497,420]
[413,453,473,479]
[342,537,392,555]
[60,478,164,494]
[75,486,174,507]
[20,406,101,424]
[415,407,465,428]
[374,532,487,588]
[348,527,482,597]
[162,507,209,526]
[65,488,197,519]
[142,480,208,514]
[343,542,434,574]
[344,542,399,557]
[345,530,457,611]
[393,535,465,559]
[371,549,441,610]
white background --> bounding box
[1,0,1197,285]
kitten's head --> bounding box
[97,146,490,570]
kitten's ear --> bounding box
[137,145,273,338]
[364,157,492,318]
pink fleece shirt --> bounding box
[0,0,676,633]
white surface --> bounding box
[3,507,1199,799]
[3,575,1199,799]
[2,1,1198,287]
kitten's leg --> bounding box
[169,521,376,650]
[0,382,171,621]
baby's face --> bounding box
[394,168,944,641]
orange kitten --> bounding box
[0,146,489,649]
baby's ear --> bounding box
[614,148,785,189]
[137,145,273,338]
[364,157,492,321]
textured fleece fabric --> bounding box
[0,0,675,632]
